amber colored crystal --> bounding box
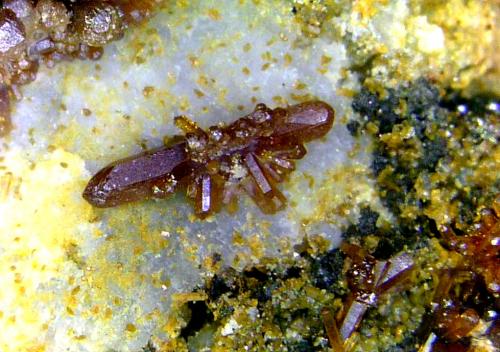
[436,307,480,342]
[83,101,335,217]
[333,243,415,343]
[0,85,11,136]
[440,198,500,295]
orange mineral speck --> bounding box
[125,323,137,333]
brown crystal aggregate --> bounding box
[72,1,124,47]
[318,204,499,351]
[324,243,415,345]
[436,199,499,344]
[83,101,335,218]
[0,0,159,136]
[440,203,500,295]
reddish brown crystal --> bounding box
[3,0,34,19]
[0,0,161,136]
[321,308,345,352]
[0,84,11,136]
[83,101,335,217]
[111,0,156,23]
[422,269,487,349]
[36,0,70,33]
[332,243,414,343]
[440,198,500,295]
[418,199,500,350]
[435,307,480,342]
[0,8,26,57]
[73,1,124,47]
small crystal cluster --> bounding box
[0,0,157,136]
[83,101,335,218]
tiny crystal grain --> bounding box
[83,101,335,218]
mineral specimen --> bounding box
[83,101,335,217]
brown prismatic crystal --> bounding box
[328,243,415,345]
[83,101,335,218]
[0,84,11,136]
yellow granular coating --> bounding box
[416,0,497,90]
[0,149,94,352]
[354,0,497,92]
[353,0,389,21]
[289,164,390,226]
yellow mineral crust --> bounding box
[354,0,497,91]
[0,149,94,351]
[415,0,498,91]
[0,149,176,351]
[289,164,392,227]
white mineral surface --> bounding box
[0,2,397,351]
